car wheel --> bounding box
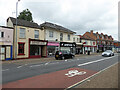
[61,56,65,60]
[71,55,74,59]
[113,54,114,56]
[55,58,58,60]
[109,54,111,57]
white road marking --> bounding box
[45,63,49,65]
[30,64,42,67]
[2,69,9,71]
[78,56,117,66]
[65,60,67,61]
[17,66,23,68]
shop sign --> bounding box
[60,42,76,47]
[47,42,59,46]
[30,41,47,45]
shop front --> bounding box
[83,45,97,54]
[47,42,59,56]
[29,39,48,58]
[60,42,76,54]
[76,43,83,54]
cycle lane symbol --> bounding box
[65,70,86,77]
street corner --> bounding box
[2,67,98,88]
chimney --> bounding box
[90,30,93,34]
[96,32,98,34]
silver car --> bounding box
[102,50,114,57]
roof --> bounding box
[81,35,95,41]
[40,22,76,34]
[0,26,13,29]
[7,17,41,29]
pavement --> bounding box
[73,62,119,89]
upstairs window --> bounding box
[60,33,63,41]
[73,37,75,42]
[49,31,53,37]
[0,32,4,38]
[34,30,39,39]
[19,28,25,38]
[68,34,70,41]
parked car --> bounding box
[102,50,114,57]
[55,50,75,60]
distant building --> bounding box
[113,40,120,52]
[83,30,114,52]
[0,26,13,60]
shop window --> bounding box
[18,43,25,55]
[60,33,63,41]
[68,34,70,41]
[0,32,4,38]
[19,28,26,38]
[49,31,53,37]
[34,30,39,39]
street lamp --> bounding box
[15,0,20,59]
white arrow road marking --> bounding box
[78,56,116,67]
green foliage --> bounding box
[17,9,33,22]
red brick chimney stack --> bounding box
[96,32,98,34]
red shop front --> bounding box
[29,39,48,58]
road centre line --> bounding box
[78,55,117,67]
[17,66,23,68]
[2,69,9,71]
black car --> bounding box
[55,50,75,60]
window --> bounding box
[68,34,70,40]
[49,31,53,37]
[73,37,75,42]
[34,30,39,39]
[60,33,63,41]
[19,28,25,38]
[77,38,79,42]
[18,43,25,55]
[97,35,99,39]
[0,32,4,38]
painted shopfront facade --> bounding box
[7,17,47,59]
[0,26,13,60]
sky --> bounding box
[0,0,119,40]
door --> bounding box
[0,46,5,60]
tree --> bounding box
[17,9,33,22]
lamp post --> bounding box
[15,0,20,59]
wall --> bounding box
[0,27,13,45]
[13,26,45,59]
[45,28,74,42]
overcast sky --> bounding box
[0,0,119,40]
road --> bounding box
[2,53,119,88]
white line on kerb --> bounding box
[2,69,9,71]
[78,55,117,67]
